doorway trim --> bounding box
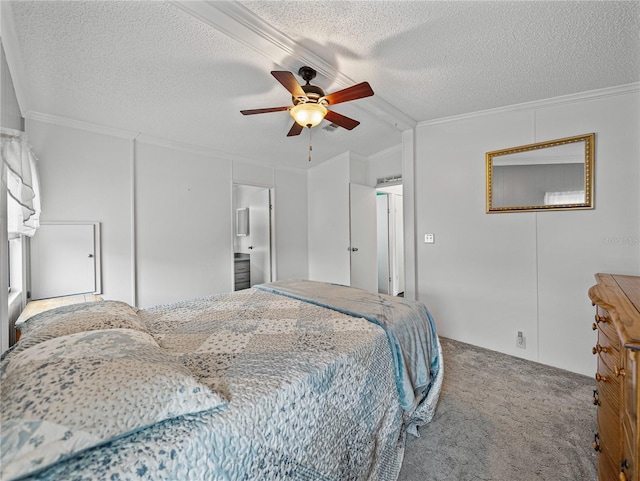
[231,183,276,287]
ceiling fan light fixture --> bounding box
[290,102,327,128]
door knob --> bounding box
[88,254,94,258]
[248,246,253,250]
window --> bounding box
[7,235,22,296]
[7,240,10,293]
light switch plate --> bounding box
[424,234,435,244]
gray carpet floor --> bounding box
[398,337,598,481]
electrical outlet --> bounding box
[516,331,526,349]
[424,233,435,244]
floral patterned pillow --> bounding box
[0,328,227,481]
[12,301,147,354]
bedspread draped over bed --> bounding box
[2,281,442,481]
[256,280,440,416]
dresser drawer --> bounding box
[595,311,619,347]
[598,448,620,481]
[234,272,250,283]
[598,374,621,413]
[622,420,637,481]
[598,400,621,454]
[622,350,638,431]
[235,261,250,273]
[596,338,621,378]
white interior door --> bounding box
[391,193,405,295]
[248,188,271,286]
[349,183,377,292]
[31,222,99,299]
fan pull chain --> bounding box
[308,126,313,162]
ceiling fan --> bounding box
[240,66,374,137]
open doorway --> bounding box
[376,182,404,296]
[232,184,274,290]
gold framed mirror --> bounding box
[486,133,595,213]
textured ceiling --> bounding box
[3,1,639,170]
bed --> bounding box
[1,280,442,481]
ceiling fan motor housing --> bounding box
[294,84,326,105]
[298,66,317,83]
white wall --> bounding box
[274,169,308,281]
[26,119,135,304]
[367,145,402,187]
[414,86,640,376]
[134,141,232,307]
[24,117,309,309]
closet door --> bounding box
[349,183,377,292]
[31,222,100,299]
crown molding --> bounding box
[419,82,640,127]
[25,111,140,140]
[25,110,307,173]
[1,1,31,116]
[169,0,416,131]
[136,134,251,163]
[137,135,308,174]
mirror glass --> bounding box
[236,207,249,236]
[486,133,594,213]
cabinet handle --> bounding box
[620,459,629,481]
[592,389,600,406]
[595,372,608,382]
[592,433,601,452]
[592,344,609,355]
[614,365,626,377]
[595,314,610,324]
[592,323,598,331]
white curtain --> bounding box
[1,127,41,237]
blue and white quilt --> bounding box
[1,282,442,481]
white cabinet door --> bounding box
[349,183,377,292]
[31,223,99,299]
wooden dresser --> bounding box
[589,273,640,481]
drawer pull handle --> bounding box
[592,323,598,331]
[595,372,608,382]
[592,389,600,406]
[592,433,600,452]
[592,344,609,355]
[595,314,610,324]
[620,459,629,481]
[614,365,626,377]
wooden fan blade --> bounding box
[287,122,304,137]
[323,82,374,106]
[240,106,290,115]
[271,71,306,98]
[324,110,360,130]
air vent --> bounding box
[376,175,402,186]
[322,123,339,132]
